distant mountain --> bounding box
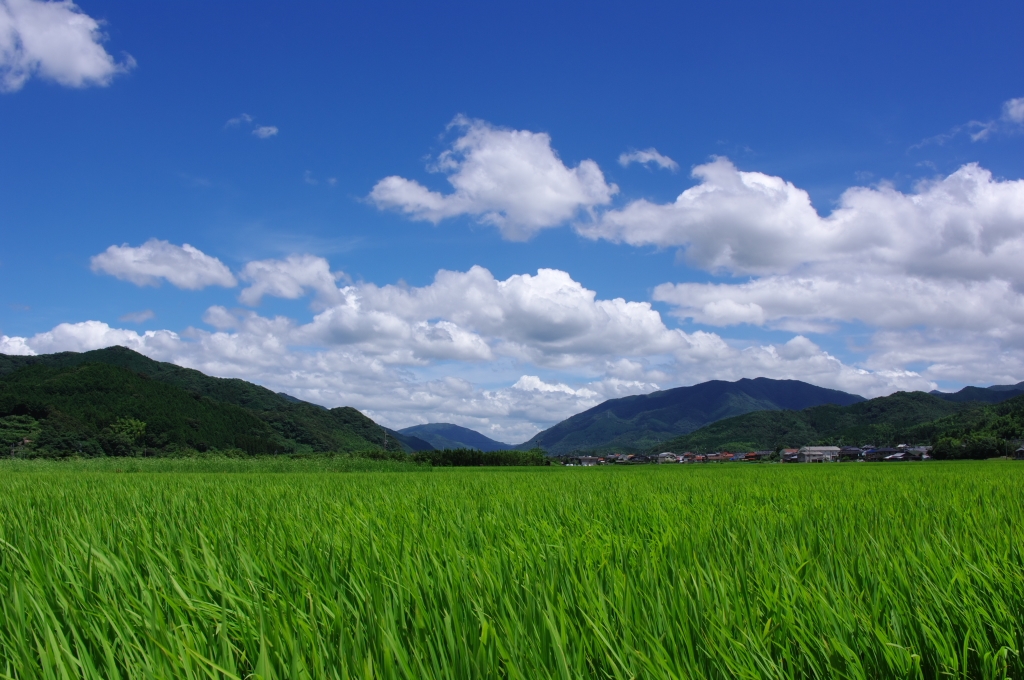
[930,382,1024,404]
[385,429,435,452]
[398,423,510,452]
[0,346,414,455]
[519,378,865,455]
[660,391,971,453]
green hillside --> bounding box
[0,347,407,456]
[659,390,1024,454]
[909,394,1024,459]
[521,377,864,454]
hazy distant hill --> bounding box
[519,377,865,455]
[930,382,1024,404]
[0,346,429,455]
[399,423,510,451]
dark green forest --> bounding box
[411,448,548,466]
[658,390,1024,459]
[0,347,411,457]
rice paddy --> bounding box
[1,461,1023,679]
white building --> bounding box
[797,446,841,463]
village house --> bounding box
[797,446,841,463]
[838,446,862,461]
[565,455,600,466]
[864,447,899,462]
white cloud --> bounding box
[580,157,833,274]
[91,239,238,290]
[582,158,1024,284]
[1003,97,1024,124]
[0,334,34,355]
[327,266,686,367]
[654,276,1024,334]
[369,116,617,240]
[238,254,343,308]
[618,148,679,170]
[0,0,133,92]
[4,261,952,442]
[16,320,181,356]
[629,159,1024,395]
[252,125,278,139]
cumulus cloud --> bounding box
[369,116,617,240]
[238,254,343,308]
[320,266,686,367]
[625,158,1024,393]
[618,148,679,170]
[582,158,1024,284]
[610,158,1024,338]
[5,260,952,441]
[0,334,34,355]
[91,239,238,290]
[252,125,278,139]
[0,0,133,92]
[654,276,1024,335]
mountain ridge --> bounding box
[398,423,510,452]
[0,346,433,455]
[520,377,866,455]
[930,382,1024,403]
[658,389,1024,454]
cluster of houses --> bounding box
[563,444,939,466]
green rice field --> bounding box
[1,461,1023,679]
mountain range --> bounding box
[3,346,1022,459]
[659,388,1024,455]
[0,346,432,456]
[930,382,1024,403]
[515,378,866,455]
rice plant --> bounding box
[1,462,1022,678]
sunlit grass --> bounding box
[1,462,1022,678]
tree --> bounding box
[101,418,147,456]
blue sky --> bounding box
[2,0,1023,442]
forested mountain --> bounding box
[519,378,865,455]
[910,394,1024,458]
[399,423,510,451]
[0,347,430,456]
[659,390,1024,455]
[930,382,1024,403]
